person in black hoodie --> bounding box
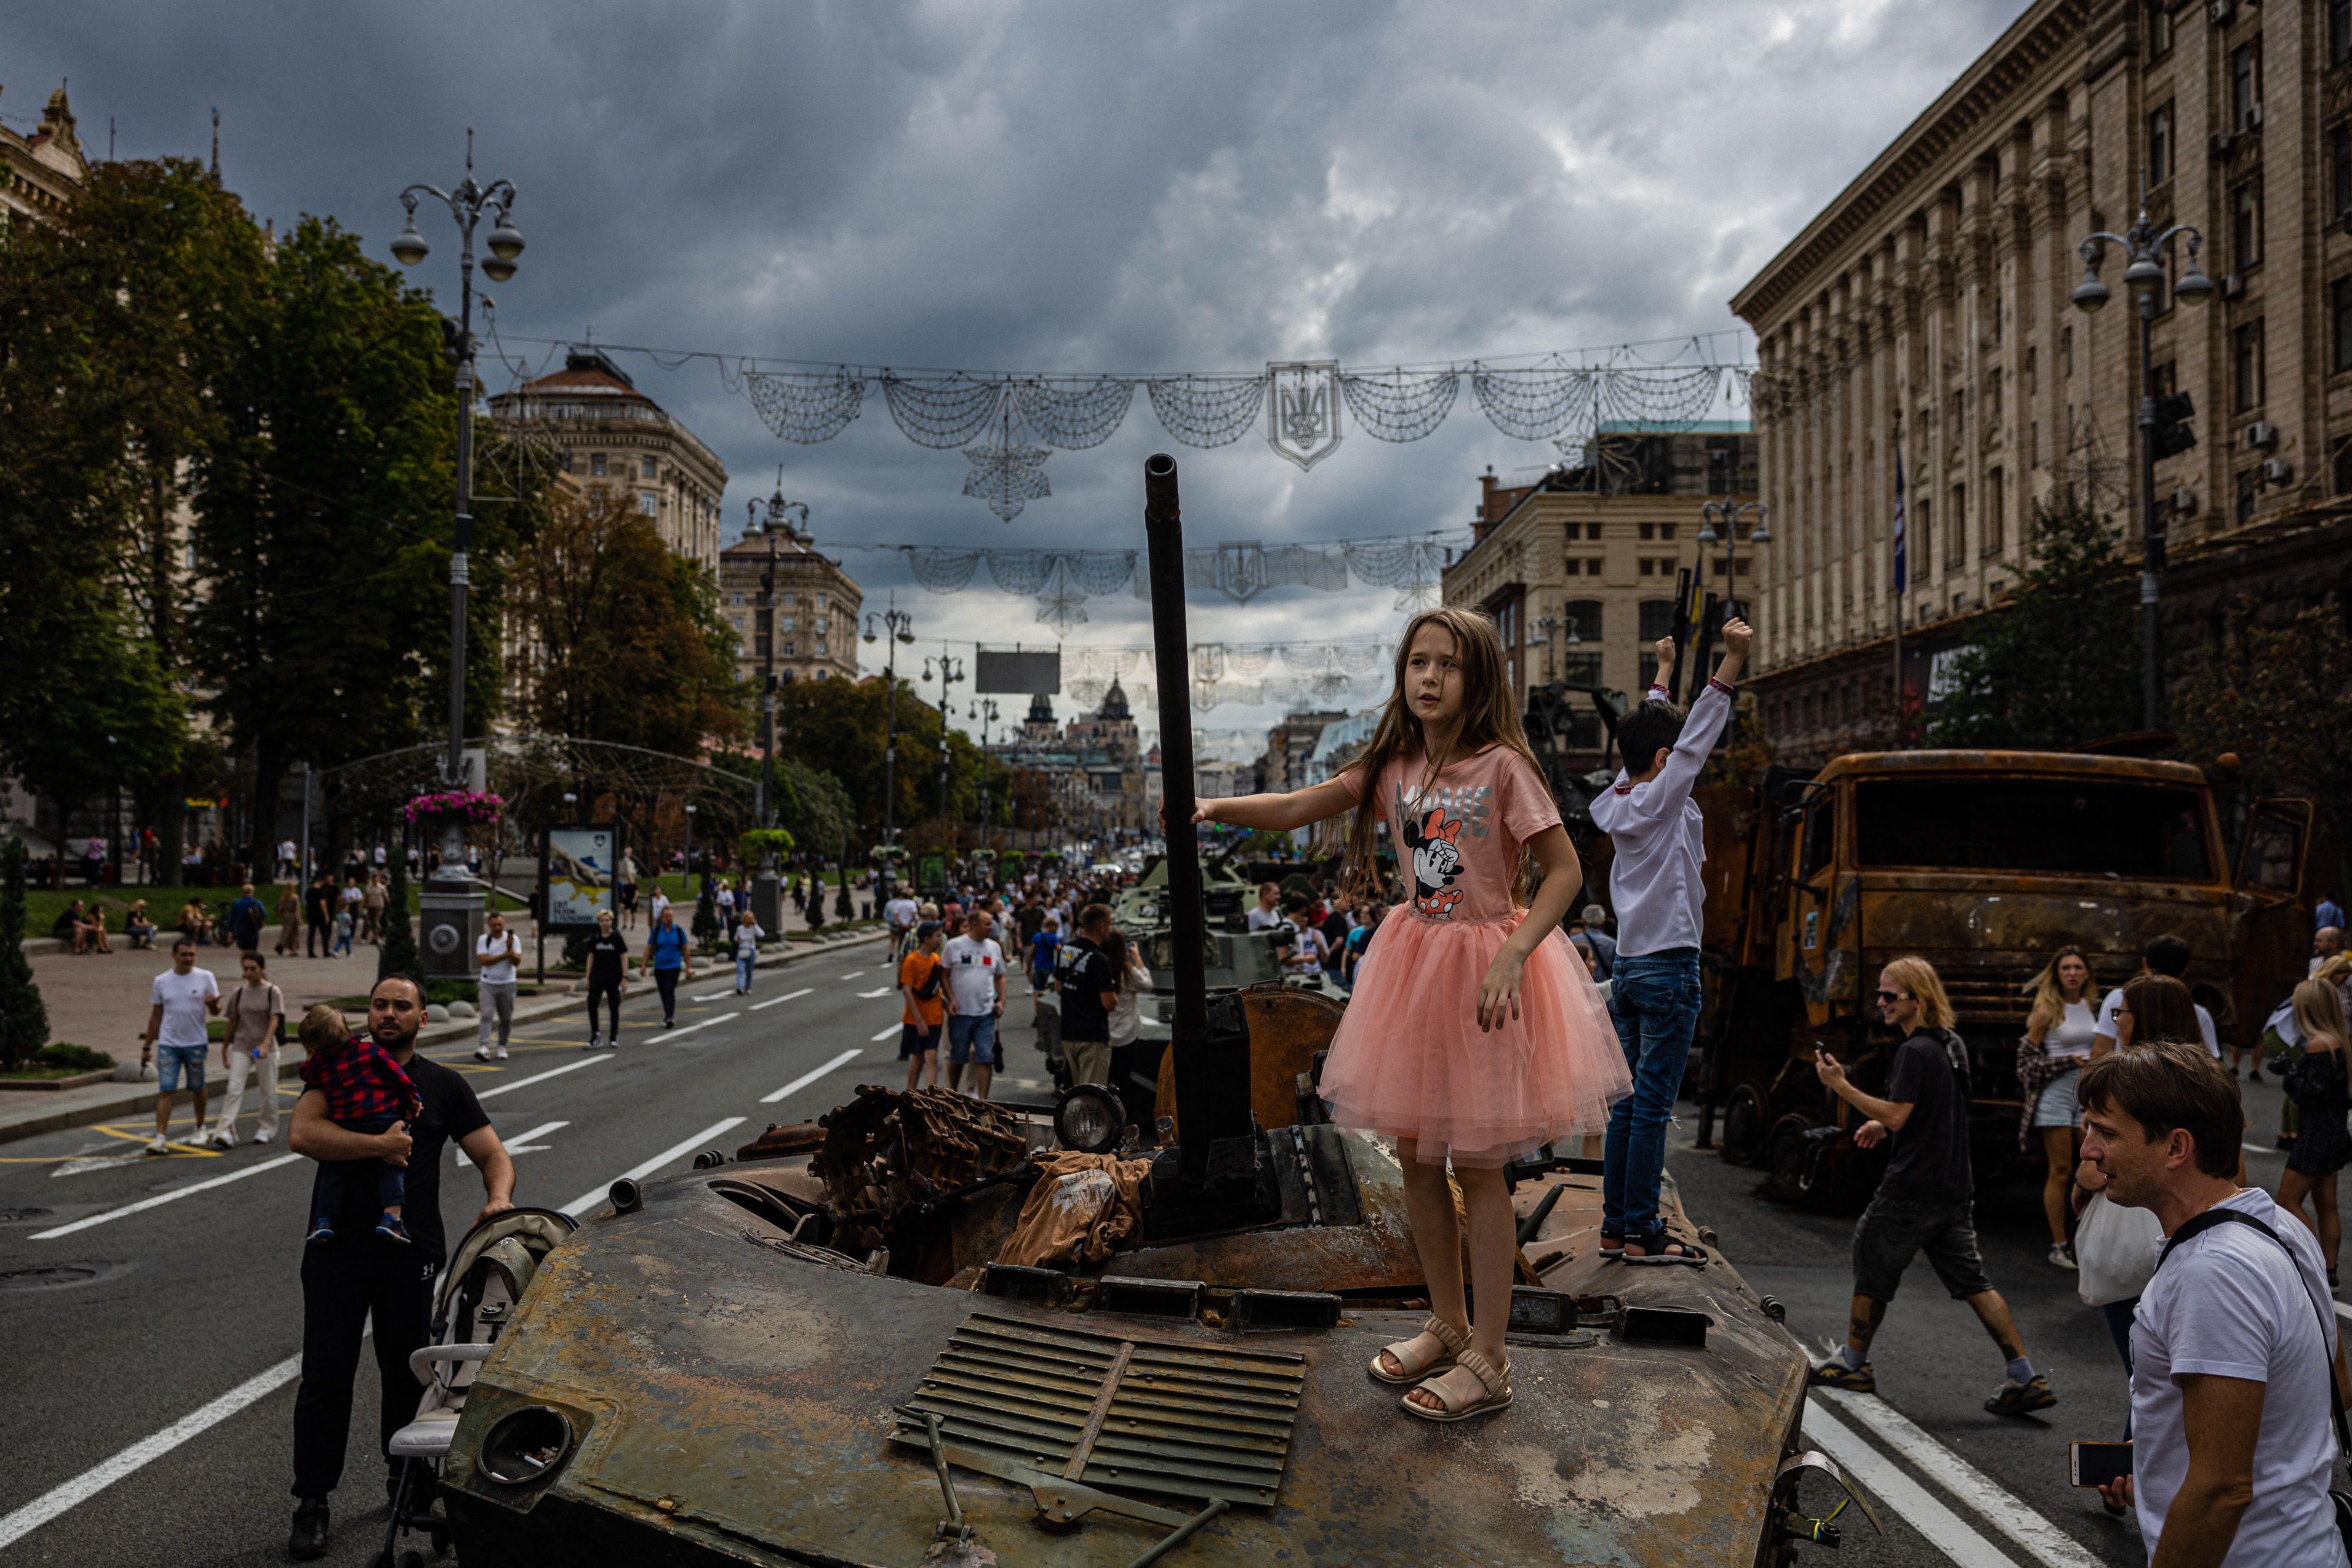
[1808,955,2057,1416]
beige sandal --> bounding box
[1402,1348,1512,1422]
[1369,1315,1467,1385]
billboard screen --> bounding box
[543,826,619,931]
[975,648,1060,695]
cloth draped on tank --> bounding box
[1314,744,1632,1168]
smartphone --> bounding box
[2069,1440,2132,1489]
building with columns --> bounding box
[1732,0,2352,765]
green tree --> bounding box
[2173,603,2352,894]
[507,489,744,753]
[1926,497,2141,748]
[379,843,420,984]
[774,674,985,836]
[0,838,49,1068]
[192,215,468,818]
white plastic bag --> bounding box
[2075,1189,2164,1306]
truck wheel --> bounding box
[1766,1114,1818,1192]
[1720,1084,1769,1167]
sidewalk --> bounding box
[0,922,887,1145]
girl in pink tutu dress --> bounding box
[1187,607,1630,1422]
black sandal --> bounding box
[1621,1228,1708,1267]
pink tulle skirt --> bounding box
[1319,908,1633,1168]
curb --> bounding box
[0,927,888,1148]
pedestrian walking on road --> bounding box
[898,920,946,1091]
[642,905,692,1030]
[2277,977,2348,1286]
[275,884,301,956]
[473,912,520,1061]
[285,975,512,1560]
[209,952,284,1147]
[941,910,1006,1100]
[731,906,766,995]
[360,872,386,945]
[2094,933,2221,1061]
[304,872,335,958]
[138,938,221,1154]
[2077,1041,2352,1563]
[1592,618,1751,1264]
[583,908,629,1050]
[226,881,268,959]
[2020,944,2102,1269]
[1810,957,2056,1416]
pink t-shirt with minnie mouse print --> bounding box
[1342,745,1562,924]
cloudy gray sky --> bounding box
[8,0,2019,748]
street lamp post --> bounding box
[862,596,916,893]
[1528,611,1585,684]
[924,647,966,828]
[1698,497,1770,623]
[390,132,523,981]
[2070,189,2215,731]
[969,699,1000,847]
[745,470,810,828]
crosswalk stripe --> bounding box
[1800,1399,2017,1568]
[762,1049,863,1105]
[751,987,813,1011]
[649,1012,739,1044]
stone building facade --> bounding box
[715,527,863,689]
[489,349,727,572]
[1441,423,1764,759]
[2,85,85,225]
[1732,0,2352,765]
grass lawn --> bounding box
[25,878,536,939]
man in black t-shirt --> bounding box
[284,974,513,1559]
[1057,904,1120,1088]
[584,908,630,1049]
[1807,959,2054,1418]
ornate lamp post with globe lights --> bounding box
[745,471,811,829]
[2070,190,2215,731]
[388,135,524,977]
[863,597,917,892]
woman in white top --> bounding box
[2023,945,2101,1268]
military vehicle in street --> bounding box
[1688,750,2313,1202]
[433,456,1845,1568]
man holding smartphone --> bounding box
[2078,1042,2350,1567]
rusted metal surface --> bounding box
[1152,987,1346,1143]
[809,1087,1033,1256]
[442,1152,1812,1567]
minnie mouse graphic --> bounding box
[1403,805,1465,919]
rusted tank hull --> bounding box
[442,1142,1809,1567]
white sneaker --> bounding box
[145,1135,170,1155]
[586,1032,600,1052]
[495,1047,509,1061]
[210,1128,236,1149]
[252,1128,274,1144]
[475,1047,491,1062]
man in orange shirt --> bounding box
[898,920,947,1091]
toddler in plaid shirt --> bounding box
[296,1004,421,1245]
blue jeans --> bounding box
[1602,948,1700,1239]
[736,954,755,991]
[312,1111,405,1227]
[947,1013,997,1066]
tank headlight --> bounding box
[479,1404,573,1486]
[1054,1084,1125,1155]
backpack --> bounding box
[2152,1206,2352,1552]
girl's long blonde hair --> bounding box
[2022,945,2100,1026]
[2293,976,2349,1051]
[1338,607,1546,900]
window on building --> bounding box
[640,456,656,480]
[2230,38,2261,133]
[780,616,796,633]
[2334,0,2352,66]
[1736,557,1751,576]
[639,490,658,516]
[1563,559,1582,577]
[2148,101,2173,183]
[1947,483,1967,567]
[559,449,575,474]
[817,640,828,657]
[729,593,743,606]
[1558,651,1603,686]
[1989,367,2003,420]
[1986,467,2006,556]
[2230,179,2261,272]
[1638,523,1655,541]
[2335,126,2352,220]
[2148,0,2173,59]
[1639,558,1655,576]
[1712,557,1730,577]
[2060,325,2074,379]
[781,591,796,606]
[1658,523,1676,541]
[2333,279,2352,373]
[781,641,795,658]
[1584,523,1603,540]
[2236,469,2259,525]
[754,636,770,657]
[1563,599,1603,642]
[1913,499,1933,584]
[2232,319,2266,412]
[589,453,607,477]
[1638,600,1676,643]
[2335,439,2352,495]
[2024,344,2037,395]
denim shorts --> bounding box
[1852,1196,1993,1301]
[2032,1065,2082,1129]
[947,1013,997,1066]
[155,1043,207,1094]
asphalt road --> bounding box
[0,959,2336,1568]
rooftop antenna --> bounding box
[209,106,218,178]
[108,115,114,162]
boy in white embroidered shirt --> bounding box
[1589,616,1751,1265]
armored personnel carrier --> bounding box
[435,457,1839,1568]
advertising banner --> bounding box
[543,825,619,932]
[975,648,1060,695]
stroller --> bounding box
[374,1207,577,1567]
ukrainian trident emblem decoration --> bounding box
[1265,360,1343,471]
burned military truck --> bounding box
[1689,750,2313,1201]
[432,456,1841,1568]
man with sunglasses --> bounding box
[1809,957,2057,1417]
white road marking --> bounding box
[52,1155,139,1179]
[691,987,736,1001]
[870,1024,902,1042]
[0,1350,310,1546]
[1816,1389,2103,1568]
[761,1049,863,1104]
[649,1012,739,1044]
[1800,1399,2020,1568]
[838,971,867,981]
[2243,1142,2284,1154]
[856,987,893,998]
[2337,1299,2352,1323]
[460,1120,567,1167]
[557,1116,748,1218]
[750,987,812,1011]
[31,1154,305,1241]
[473,1054,609,1101]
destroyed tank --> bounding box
[436,457,1846,1568]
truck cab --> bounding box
[1695,750,2311,1199]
